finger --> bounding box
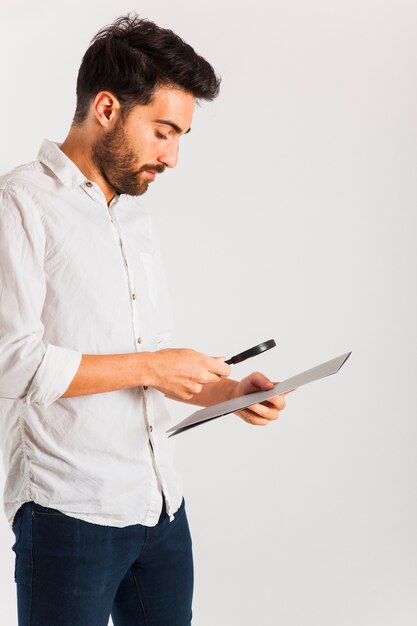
[207,356,231,378]
[261,396,287,411]
[204,371,228,384]
[245,401,280,420]
[249,371,275,389]
[237,409,273,426]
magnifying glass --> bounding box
[224,339,276,365]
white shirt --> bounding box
[0,138,183,528]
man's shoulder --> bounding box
[0,160,44,194]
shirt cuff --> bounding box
[23,343,82,407]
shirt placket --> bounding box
[105,198,173,520]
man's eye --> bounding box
[155,130,168,140]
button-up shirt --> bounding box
[0,138,183,528]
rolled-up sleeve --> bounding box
[0,184,82,406]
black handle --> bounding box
[225,339,277,365]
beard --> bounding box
[91,117,164,196]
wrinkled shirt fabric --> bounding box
[0,138,183,528]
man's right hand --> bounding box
[145,348,231,401]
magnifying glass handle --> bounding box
[224,339,277,366]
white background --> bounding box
[1,1,416,624]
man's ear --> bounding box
[92,91,121,128]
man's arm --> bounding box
[60,353,153,398]
[61,357,237,405]
[0,185,82,407]
[179,373,292,427]
[173,376,238,407]
[61,349,232,401]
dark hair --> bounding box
[73,13,221,125]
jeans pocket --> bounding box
[32,503,67,516]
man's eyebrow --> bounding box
[153,119,191,134]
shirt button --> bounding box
[137,337,142,344]
[85,181,93,188]
[143,385,148,390]
[148,424,153,432]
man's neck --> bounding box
[59,130,116,205]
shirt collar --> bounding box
[37,138,88,190]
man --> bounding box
[0,14,289,626]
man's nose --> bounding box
[158,140,179,169]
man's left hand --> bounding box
[230,372,295,426]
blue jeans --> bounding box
[11,496,193,625]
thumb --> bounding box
[249,372,275,390]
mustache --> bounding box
[139,164,165,174]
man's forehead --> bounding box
[139,86,194,131]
